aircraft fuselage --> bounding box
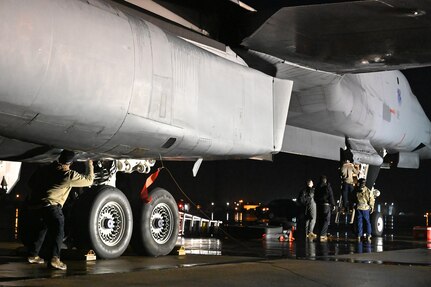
[0,0,291,161]
[286,70,431,166]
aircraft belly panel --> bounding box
[196,61,274,156]
[0,0,292,160]
[114,22,286,158]
[170,38,199,132]
[282,125,344,161]
[0,0,134,151]
[100,113,184,158]
[0,1,52,127]
[127,18,153,119]
[147,22,172,123]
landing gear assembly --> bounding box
[21,159,180,259]
[73,160,180,259]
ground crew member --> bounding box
[356,178,375,242]
[315,175,335,242]
[297,179,317,240]
[340,160,359,210]
[27,150,94,270]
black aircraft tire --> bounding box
[132,188,179,257]
[371,212,384,237]
[75,186,133,259]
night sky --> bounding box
[151,151,430,216]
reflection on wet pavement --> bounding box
[221,234,430,264]
[0,234,429,284]
[177,237,222,256]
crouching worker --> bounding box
[27,150,94,270]
[356,178,375,242]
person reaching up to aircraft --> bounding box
[27,150,94,270]
[340,160,359,211]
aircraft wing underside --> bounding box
[241,0,431,74]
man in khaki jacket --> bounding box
[340,160,359,210]
[356,178,375,242]
[27,150,94,270]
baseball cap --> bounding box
[58,150,75,164]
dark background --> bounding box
[148,151,431,216]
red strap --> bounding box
[140,168,162,203]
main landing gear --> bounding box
[21,159,180,259]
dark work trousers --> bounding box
[342,183,354,209]
[317,204,331,236]
[296,208,307,241]
[28,205,64,259]
[295,209,307,258]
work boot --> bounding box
[50,257,67,270]
[28,256,44,264]
[307,232,316,239]
[320,236,328,242]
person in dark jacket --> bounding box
[314,175,336,242]
[297,179,317,239]
[27,150,94,270]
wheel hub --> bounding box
[376,216,384,232]
[103,218,115,229]
[97,201,126,247]
[150,203,174,244]
[153,218,165,229]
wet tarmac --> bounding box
[0,234,430,286]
